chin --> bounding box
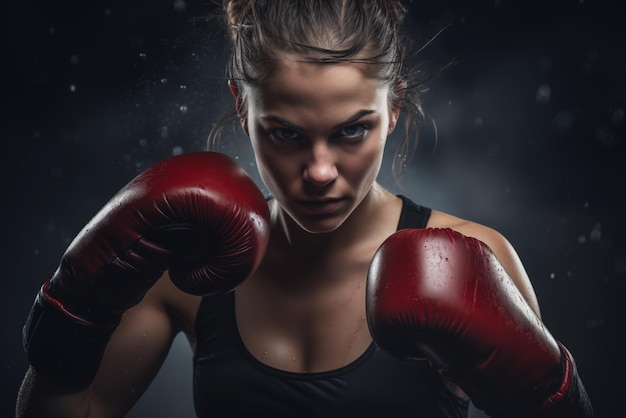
[300,223,342,235]
[276,199,356,235]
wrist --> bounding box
[492,342,593,418]
[533,342,594,418]
[23,282,118,390]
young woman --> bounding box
[17,1,593,417]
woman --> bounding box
[17,1,592,417]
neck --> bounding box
[254,185,401,295]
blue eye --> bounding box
[338,124,368,139]
[269,128,301,142]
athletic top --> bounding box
[192,195,469,417]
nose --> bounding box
[303,142,338,188]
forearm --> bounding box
[16,367,92,418]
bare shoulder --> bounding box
[428,210,511,254]
[427,210,541,316]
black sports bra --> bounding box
[192,196,469,417]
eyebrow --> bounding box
[261,109,376,131]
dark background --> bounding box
[4,0,623,417]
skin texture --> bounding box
[233,57,399,235]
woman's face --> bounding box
[231,59,400,234]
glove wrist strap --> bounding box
[22,281,118,390]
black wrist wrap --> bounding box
[22,284,118,390]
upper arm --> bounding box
[460,224,541,316]
[88,275,184,417]
[478,228,541,316]
[428,211,541,317]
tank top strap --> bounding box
[396,195,432,230]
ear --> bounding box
[388,103,401,135]
[387,79,406,135]
[228,80,249,136]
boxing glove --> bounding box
[366,228,593,417]
[23,151,270,389]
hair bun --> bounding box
[224,0,251,30]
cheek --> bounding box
[349,139,386,187]
[250,143,295,194]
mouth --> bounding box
[296,197,345,214]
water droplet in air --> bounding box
[174,0,187,13]
[590,224,602,242]
[536,84,551,103]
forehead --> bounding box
[248,58,390,113]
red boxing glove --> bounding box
[366,228,593,417]
[23,151,270,388]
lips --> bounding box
[297,197,345,214]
